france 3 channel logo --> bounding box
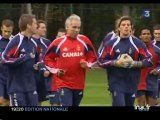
[143,9,150,18]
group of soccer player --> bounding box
[98,16,160,106]
[0,14,66,106]
[1,13,160,107]
[0,13,97,107]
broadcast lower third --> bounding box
[11,107,68,112]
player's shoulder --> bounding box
[10,33,20,42]
[77,34,88,39]
[153,43,160,52]
[106,36,119,45]
[6,33,21,47]
[77,34,91,43]
[132,36,140,41]
[41,37,51,43]
[41,37,49,41]
[52,35,66,45]
[132,36,144,45]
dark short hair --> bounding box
[57,28,65,32]
[139,26,151,35]
[1,19,14,27]
[37,20,46,29]
[153,24,160,31]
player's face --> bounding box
[56,32,65,38]
[28,18,37,35]
[139,29,151,43]
[37,23,46,37]
[66,19,81,38]
[153,29,160,41]
[118,20,132,38]
[1,25,13,39]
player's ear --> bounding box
[27,24,31,29]
[66,26,69,30]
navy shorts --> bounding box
[48,91,61,105]
[0,83,8,99]
[111,90,136,106]
[158,79,160,97]
[9,91,38,106]
[59,88,83,106]
[37,77,48,102]
[137,90,158,99]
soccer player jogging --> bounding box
[32,20,52,106]
[56,28,65,39]
[47,28,65,106]
[1,14,39,106]
[44,14,97,106]
[152,24,160,102]
[137,27,160,106]
[98,30,117,55]
[98,16,153,106]
[0,19,14,106]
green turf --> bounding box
[80,69,112,106]
[42,68,112,106]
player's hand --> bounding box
[37,62,44,68]
[33,64,39,70]
[57,69,65,78]
[115,54,133,68]
[150,69,159,75]
[124,54,133,63]
[80,59,88,69]
[30,52,35,59]
[123,54,134,68]
[44,70,50,77]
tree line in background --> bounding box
[0,3,160,50]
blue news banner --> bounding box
[0,106,159,113]
[0,106,69,112]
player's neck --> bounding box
[21,31,33,39]
[120,34,130,38]
[32,34,40,39]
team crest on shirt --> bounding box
[128,48,132,54]
[77,46,81,51]
[63,47,68,51]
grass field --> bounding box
[42,68,112,106]
[81,69,112,106]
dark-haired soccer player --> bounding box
[32,20,51,106]
[47,28,65,106]
[0,19,14,106]
[137,27,160,106]
[152,24,160,102]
